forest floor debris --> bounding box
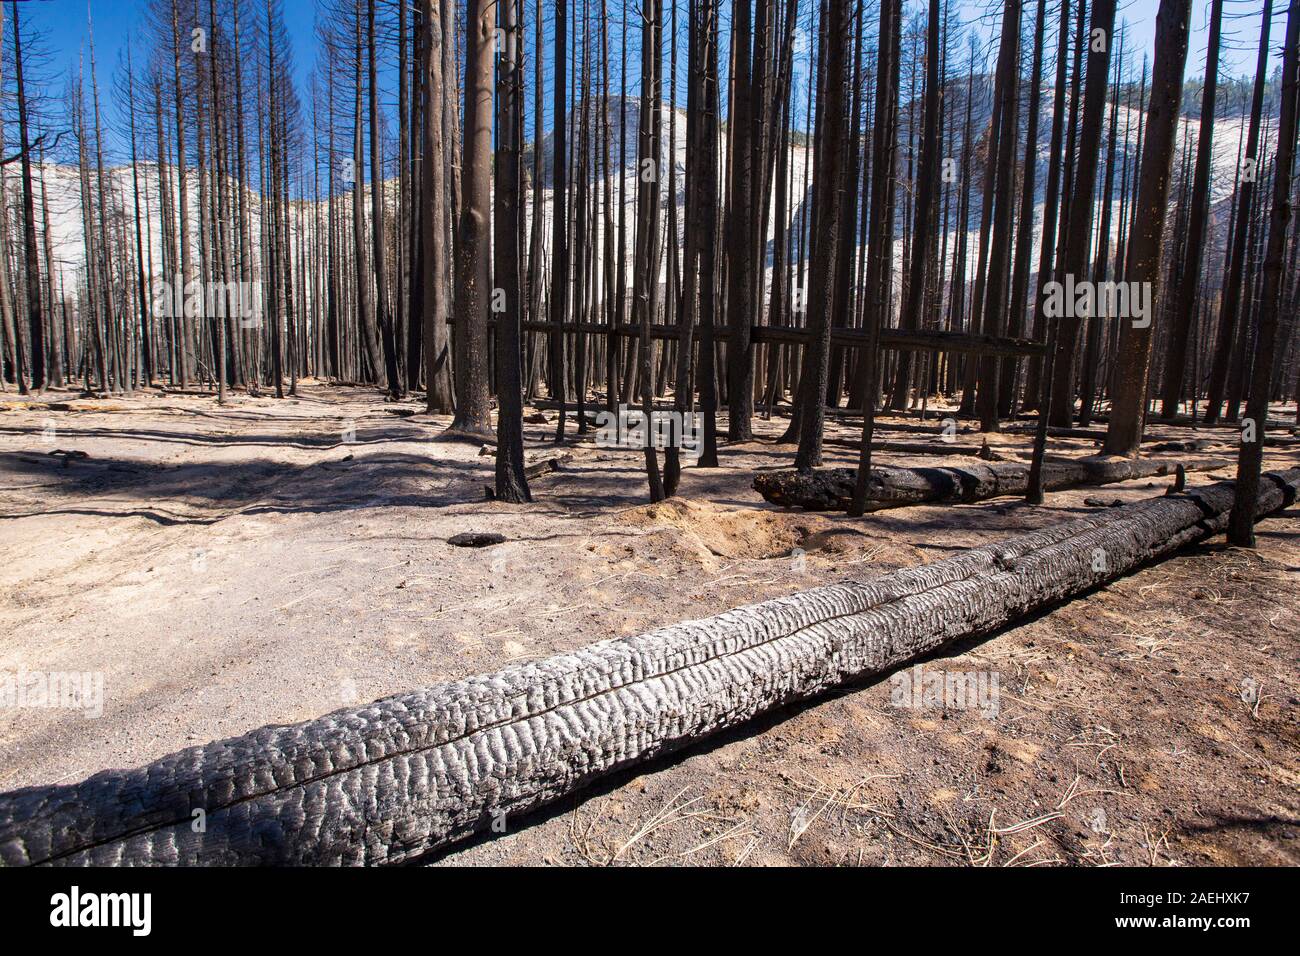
[0,383,1296,865]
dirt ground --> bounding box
[1,382,1297,867]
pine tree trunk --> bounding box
[975,0,1022,432]
[1204,0,1272,424]
[351,0,382,388]
[11,2,44,393]
[493,0,531,502]
[1000,0,1047,419]
[1228,0,1300,545]
[549,0,570,440]
[448,0,494,437]
[724,0,755,441]
[1104,0,1193,456]
[7,469,1295,866]
[370,0,403,398]
[1159,0,1222,419]
[1046,0,1117,426]
[850,0,900,516]
[793,0,853,473]
[420,0,455,412]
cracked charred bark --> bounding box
[755,456,1223,512]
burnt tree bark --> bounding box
[1204,0,1272,424]
[761,455,1223,512]
[420,0,455,413]
[447,0,494,438]
[849,0,901,516]
[1228,0,1300,546]
[493,0,531,502]
[1047,0,1117,426]
[793,0,853,473]
[975,0,1022,432]
[1159,0,1223,419]
[1104,0,1192,456]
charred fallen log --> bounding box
[1,469,1295,866]
[752,456,1225,511]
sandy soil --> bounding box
[1,382,1297,866]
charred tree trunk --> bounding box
[634,0,666,501]
[1000,0,1047,419]
[549,0,570,439]
[850,0,900,516]
[1159,0,1222,419]
[1104,0,1193,456]
[1228,0,1300,546]
[974,0,1022,432]
[1023,0,1072,412]
[1204,0,1272,424]
[725,0,755,441]
[760,455,1221,512]
[370,0,404,398]
[792,0,853,473]
[493,0,531,502]
[352,1,382,388]
[892,0,944,420]
[1047,0,1117,426]
[447,0,495,439]
[11,2,44,393]
[420,0,455,412]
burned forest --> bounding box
[0,0,1297,892]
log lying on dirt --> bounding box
[2,469,1295,867]
[752,456,1225,512]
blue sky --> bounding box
[19,0,1277,162]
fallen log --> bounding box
[752,456,1225,512]
[1,469,1295,867]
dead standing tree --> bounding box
[1045,0,1116,427]
[664,0,719,495]
[10,1,44,393]
[974,0,1022,432]
[792,0,854,473]
[1203,0,1273,425]
[369,0,403,398]
[634,0,666,501]
[549,0,570,440]
[1103,0,1192,457]
[493,0,531,502]
[418,0,455,413]
[351,0,383,389]
[1158,0,1223,419]
[725,0,755,442]
[1229,0,1300,546]
[892,0,944,422]
[447,0,494,439]
[850,0,901,517]
[1000,0,1048,419]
